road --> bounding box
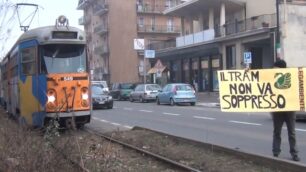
[88,101,306,164]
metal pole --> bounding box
[144,54,146,84]
[276,0,281,60]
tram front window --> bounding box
[42,44,87,74]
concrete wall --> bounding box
[280,4,306,67]
[242,0,275,18]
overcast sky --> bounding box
[0,0,83,57]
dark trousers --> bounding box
[272,111,298,156]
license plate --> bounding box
[99,102,105,104]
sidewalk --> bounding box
[196,92,220,108]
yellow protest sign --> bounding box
[218,68,303,112]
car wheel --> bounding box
[118,95,122,101]
[170,98,175,106]
[129,96,134,102]
[107,104,113,109]
[139,96,144,103]
[76,124,85,129]
[157,97,160,105]
[190,102,196,106]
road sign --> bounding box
[244,52,252,64]
[134,39,145,50]
[154,59,164,69]
[145,50,155,58]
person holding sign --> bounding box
[271,59,300,161]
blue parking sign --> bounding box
[244,52,252,64]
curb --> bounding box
[197,102,220,108]
[132,127,306,172]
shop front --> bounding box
[155,43,221,92]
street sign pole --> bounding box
[143,54,146,84]
[244,52,252,69]
[134,39,146,83]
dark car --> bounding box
[91,84,113,109]
[110,83,136,100]
[129,84,162,102]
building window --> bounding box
[183,59,189,83]
[167,17,174,32]
[151,16,155,31]
[137,0,144,11]
[165,0,174,9]
[138,17,144,27]
[226,45,236,69]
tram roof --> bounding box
[16,25,86,45]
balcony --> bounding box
[77,0,93,10]
[148,40,176,50]
[222,13,277,36]
[177,13,276,48]
[94,24,108,35]
[78,16,90,25]
[94,45,109,55]
[136,5,165,14]
[93,4,109,16]
[137,25,180,34]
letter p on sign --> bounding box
[244,52,252,64]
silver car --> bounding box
[156,83,197,106]
[129,84,161,102]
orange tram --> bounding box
[0,16,91,128]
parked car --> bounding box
[129,84,162,102]
[156,83,197,106]
[295,112,306,120]
[91,83,113,109]
[110,83,136,100]
[92,80,109,93]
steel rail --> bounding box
[85,128,202,172]
[50,142,89,172]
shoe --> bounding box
[292,155,300,162]
[273,153,279,157]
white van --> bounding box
[91,81,109,93]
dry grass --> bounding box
[0,110,75,172]
[0,109,180,172]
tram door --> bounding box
[19,42,40,125]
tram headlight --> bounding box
[81,87,89,107]
[81,87,89,100]
[47,89,57,110]
[47,89,56,103]
[82,93,89,100]
[48,95,56,103]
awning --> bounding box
[147,66,167,74]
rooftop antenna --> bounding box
[15,3,39,32]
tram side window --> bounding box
[21,47,36,75]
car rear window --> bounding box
[175,85,193,91]
[92,85,103,95]
[146,84,161,91]
[120,84,134,89]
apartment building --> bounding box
[77,0,181,84]
[152,0,279,92]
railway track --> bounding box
[84,127,202,172]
